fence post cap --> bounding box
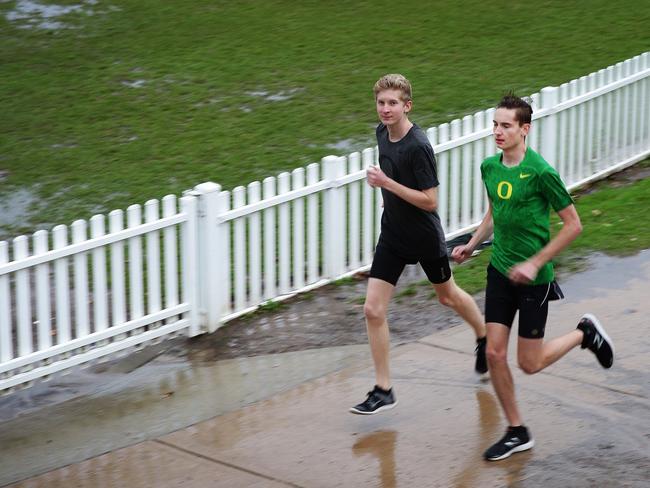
[193,182,222,194]
[322,155,340,163]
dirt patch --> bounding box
[186,271,474,362]
[579,159,650,193]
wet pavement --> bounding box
[1,250,650,487]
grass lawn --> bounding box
[1,0,649,239]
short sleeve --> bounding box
[412,144,439,190]
[480,159,488,188]
[540,166,573,212]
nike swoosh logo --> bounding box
[520,173,531,179]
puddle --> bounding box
[50,142,78,149]
[326,138,365,153]
[246,88,304,102]
[559,249,650,301]
[227,89,305,113]
[0,187,39,228]
[121,79,146,88]
[5,0,116,30]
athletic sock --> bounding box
[576,321,593,349]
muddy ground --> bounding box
[185,268,468,362]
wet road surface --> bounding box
[1,250,649,487]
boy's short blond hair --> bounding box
[373,74,412,102]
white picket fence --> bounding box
[1,52,649,391]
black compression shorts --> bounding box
[369,242,451,286]
[484,263,564,339]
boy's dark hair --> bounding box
[496,92,533,126]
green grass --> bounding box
[449,249,494,296]
[395,284,418,301]
[1,0,649,239]
[567,178,650,255]
[256,300,287,313]
[332,276,356,286]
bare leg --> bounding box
[518,330,583,374]
[364,278,395,390]
[486,322,522,426]
[433,276,486,339]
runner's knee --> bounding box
[364,302,386,324]
[486,346,507,365]
[436,287,461,308]
[518,358,541,375]
[437,293,455,308]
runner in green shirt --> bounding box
[481,145,573,285]
[452,93,614,461]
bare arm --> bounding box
[366,165,437,211]
[451,202,494,264]
[509,204,582,284]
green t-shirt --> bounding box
[481,148,573,284]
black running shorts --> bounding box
[369,242,451,286]
[484,264,564,339]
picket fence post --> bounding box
[190,182,229,333]
[322,155,346,279]
[180,195,201,336]
[540,85,559,166]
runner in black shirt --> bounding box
[350,74,487,415]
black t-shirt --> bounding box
[376,123,447,258]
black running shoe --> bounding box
[484,426,534,461]
[577,313,614,368]
[349,386,397,415]
[475,336,488,374]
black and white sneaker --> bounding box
[349,386,397,415]
[577,313,614,368]
[475,336,488,374]
[484,426,534,461]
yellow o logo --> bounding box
[497,181,512,200]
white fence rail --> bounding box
[0,196,200,390]
[1,52,649,391]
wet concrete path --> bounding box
[1,250,650,487]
